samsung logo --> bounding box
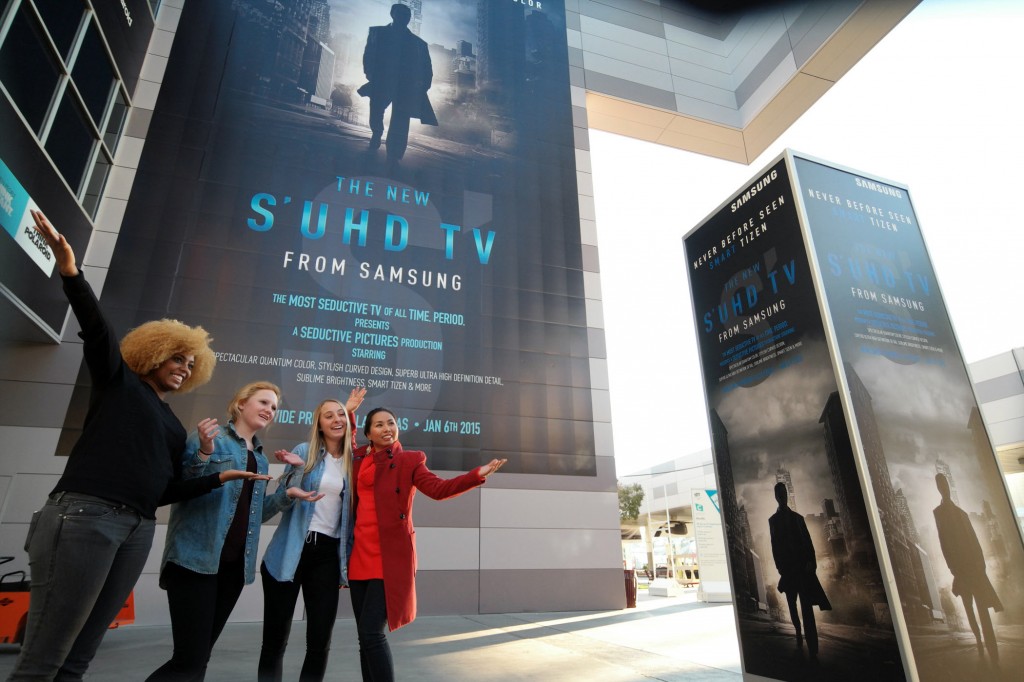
[730,169,777,212]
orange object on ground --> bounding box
[0,557,133,644]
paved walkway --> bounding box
[0,590,743,680]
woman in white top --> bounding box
[257,388,365,681]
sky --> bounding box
[589,0,1024,475]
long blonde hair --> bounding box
[306,399,353,505]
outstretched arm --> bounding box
[159,470,271,507]
[412,457,507,501]
[33,210,124,384]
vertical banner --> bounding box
[690,489,730,602]
[684,156,904,681]
[72,0,593,475]
[794,155,1024,680]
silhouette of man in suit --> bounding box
[933,472,1003,662]
[769,481,831,658]
[358,3,438,167]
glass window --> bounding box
[0,4,61,132]
[45,90,94,191]
[32,0,86,62]
[70,18,115,126]
[81,149,111,218]
[103,88,129,154]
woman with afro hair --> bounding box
[9,211,271,681]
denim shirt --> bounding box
[261,443,353,585]
[161,421,280,584]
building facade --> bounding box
[0,0,916,628]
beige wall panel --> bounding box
[970,353,1021,383]
[479,528,621,570]
[988,419,1024,449]
[743,72,832,161]
[0,427,63,475]
[981,395,1024,425]
[407,486,481,528]
[133,573,171,626]
[656,129,746,163]
[585,93,675,126]
[481,489,618,530]
[414,527,480,570]
[415,570,480,616]
[3,474,62,523]
[0,381,74,429]
[802,0,920,83]
[479,568,625,613]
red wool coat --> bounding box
[352,443,485,631]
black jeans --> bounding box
[258,533,342,681]
[145,560,246,681]
[349,579,394,682]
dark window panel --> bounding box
[31,0,86,61]
[70,18,115,126]
[81,149,111,218]
[103,88,129,153]
[45,90,95,191]
[0,4,61,132]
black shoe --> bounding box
[369,134,382,150]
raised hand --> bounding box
[274,449,305,467]
[287,487,325,502]
[30,210,77,276]
[345,386,367,414]
[197,418,220,457]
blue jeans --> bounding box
[8,492,155,681]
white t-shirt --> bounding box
[308,454,346,538]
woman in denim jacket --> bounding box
[257,388,365,681]
[147,381,316,681]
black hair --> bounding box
[363,406,397,437]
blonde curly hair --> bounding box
[119,319,216,393]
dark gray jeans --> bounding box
[8,492,154,681]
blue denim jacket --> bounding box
[261,443,353,585]
[161,421,287,584]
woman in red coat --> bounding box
[348,407,505,681]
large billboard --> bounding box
[793,155,1024,681]
[684,157,905,681]
[61,0,593,475]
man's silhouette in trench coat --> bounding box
[358,3,438,167]
[769,481,832,658]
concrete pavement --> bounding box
[0,590,743,680]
